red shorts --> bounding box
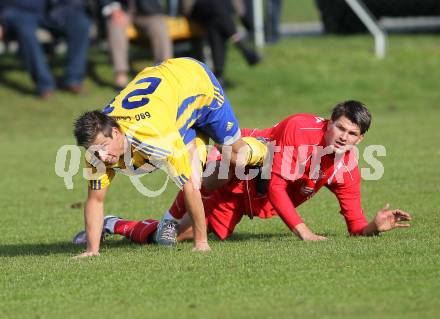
[204,186,277,240]
[202,140,277,240]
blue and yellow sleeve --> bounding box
[84,159,116,190]
[166,136,192,189]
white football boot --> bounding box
[154,219,178,246]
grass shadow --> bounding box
[0,52,118,94]
[0,61,35,96]
[0,239,136,257]
[87,57,117,89]
[0,230,341,256]
[221,232,293,242]
[223,231,338,242]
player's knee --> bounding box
[229,139,248,166]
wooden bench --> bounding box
[127,16,206,60]
[127,16,205,41]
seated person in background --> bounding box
[1,0,91,99]
[99,0,172,88]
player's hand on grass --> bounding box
[192,241,211,252]
[301,233,328,241]
[374,203,411,232]
[295,223,328,241]
[72,251,100,259]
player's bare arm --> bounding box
[73,187,108,259]
[182,179,211,251]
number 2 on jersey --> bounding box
[122,77,162,110]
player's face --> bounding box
[325,115,364,154]
[92,128,126,165]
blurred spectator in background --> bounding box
[236,0,283,44]
[1,0,91,99]
[0,3,7,43]
[0,2,4,40]
[265,0,282,43]
[99,0,172,88]
[182,0,261,86]
[233,0,254,34]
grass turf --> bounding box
[1,34,440,319]
[282,0,320,22]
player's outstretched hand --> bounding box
[72,251,100,259]
[374,203,411,233]
[192,241,211,252]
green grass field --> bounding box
[1,33,440,319]
[282,0,320,22]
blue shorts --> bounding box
[179,59,241,146]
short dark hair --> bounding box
[73,110,119,147]
[331,100,372,134]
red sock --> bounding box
[169,190,186,219]
[114,219,159,244]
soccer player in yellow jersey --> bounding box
[73,58,260,258]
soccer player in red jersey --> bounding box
[261,100,411,240]
[73,100,411,245]
[163,100,411,241]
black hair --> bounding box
[331,100,372,134]
[73,110,119,147]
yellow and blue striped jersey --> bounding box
[87,58,222,189]
[86,133,209,190]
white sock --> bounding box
[105,217,120,234]
[162,211,181,224]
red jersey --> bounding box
[238,114,368,235]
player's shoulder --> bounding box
[156,57,204,74]
[288,113,327,127]
[275,113,327,132]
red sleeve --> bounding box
[268,171,304,231]
[326,166,368,235]
[267,118,305,230]
[271,118,297,178]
